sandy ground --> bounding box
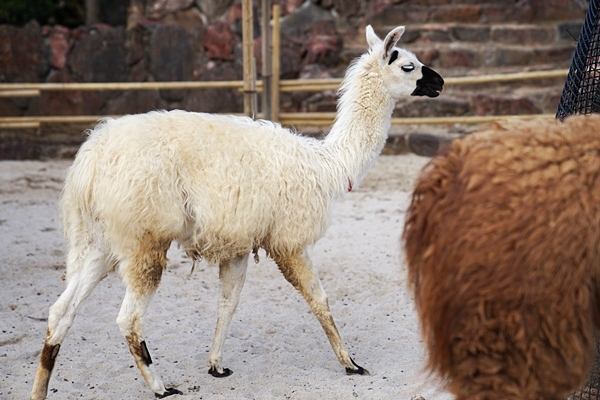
[0,154,454,400]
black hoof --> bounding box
[345,358,369,376]
[208,366,233,377]
[155,387,183,398]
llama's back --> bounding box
[403,115,600,399]
[61,110,340,262]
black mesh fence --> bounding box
[566,332,600,400]
[557,0,600,119]
[558,0,600,397]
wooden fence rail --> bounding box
[0,113,557,129]
[0,69,568,128]
[0,69,569,94]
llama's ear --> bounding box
[383,26,405,59]
[366,25,381,49]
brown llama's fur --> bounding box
[403,114,600,400]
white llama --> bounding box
[31,25,443,399]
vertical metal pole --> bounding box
[271,4,280,122]
[242,0,257,118]
[261,0,272,120]
[85,0,100,25]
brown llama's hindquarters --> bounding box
[403,115,600,400]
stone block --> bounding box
[397,29,421,44]
[282,0,307,16]
[408,133,443,157]
[413,48,440,66]
[394,97,470,118]
[438,47,478,68]
[367,5,429,27]
[48,25,71,69]
[195,0,235,23]
[0,137,43,160]
[0,98,24,117]
[302,92,337,112]
[450,25,490,42]
[27,69,105,116]
[430,5,480,23]
[483,45,533,67]
[279,2,334,36]
[301,34,343,66]
[101,0,130,26]
[533,44,576,67]
[311,19,337,35]
[332,0,361,18]
[279,36,305,79]
[558,21,583,42]
[182,63,243,113]
[529,0,587,22]
[479,3,533,23]
[203,23,235,61]
[128,55,151,82]
[0,21,47,83]
[225,2,243,24]
[149,24,194,101]
[311,0,336,11]
[68,25,128,83]
[147,0,195,18]
[395,0,463,5]
[105,90,160,115]
[125,27,145,67]
[417,25,452,43]
[162,7,205,38]
[383,134,410,155]
[469,93,541,116]
[541,91,563,114]
[369,0,398,15]
[491,25,556,45]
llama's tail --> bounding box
[59,119,112,265]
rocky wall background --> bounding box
[0,0,590,158]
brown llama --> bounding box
[403,114,600,400]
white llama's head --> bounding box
[366,25,444,100]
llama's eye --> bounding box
[401,64,415,72]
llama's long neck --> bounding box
[324,55,395,190]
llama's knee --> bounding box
[273,250,329,306]
[46,269,106,344]
[115,285,155,337]
[46,301,74,345]
[116,242,169,330]
[121,238,170,294]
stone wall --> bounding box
[0,0,590,158]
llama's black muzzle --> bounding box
[411,66,444,98]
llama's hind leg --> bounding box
[273,250,368,375]
[116,241,182,398]
[31,244,109,400]
[208,254,249,377]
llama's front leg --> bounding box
[208,254,249,377]
[31,245,108,400]
[273,250,368,375]
[116,246,182,398]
